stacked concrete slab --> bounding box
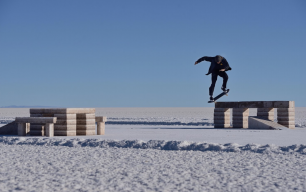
[277,108,295,129]
[76,113,96,135]
[30,108,96,136]
[214,108,230,128]
[214,101,295,129]
[257,108,274,121]
[232,108,249,128]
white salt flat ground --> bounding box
[0,107,306,191]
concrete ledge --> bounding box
[248,116,286,130]
[95,116,107,122]
[16,117,57,124]
[215,101,294,108]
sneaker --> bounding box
[209,96,214,101]
[221,87,227,92]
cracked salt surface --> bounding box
[0,144,306,192]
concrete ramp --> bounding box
[248,116,286,130]
[0,121,18,135]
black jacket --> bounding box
[196,56,231,75]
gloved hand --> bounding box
[228,67,232,70]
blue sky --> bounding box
[0,0,305,107]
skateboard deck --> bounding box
[208,89,230,103]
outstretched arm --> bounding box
[194,56,214,65]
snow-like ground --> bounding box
[1,142,306,192]
[0,107,306,191]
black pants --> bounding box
[209,71,228,96]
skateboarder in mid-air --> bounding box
[194,55,232,102]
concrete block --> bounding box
[214,116,231,120]
[30,114,53,117]
[257,108,274,121]
[277,112,295,116]
[232,108,249,128]
[257,108,274,113]
[215,101,294,108]
[76,119,96,124]
[30,125,45,130]
[214,108,230,112]
[232,116,248,120]
[54,125,76,130]
[76,130,96,135]
[54,131,76,136]
[77,114,95,119]
[15,117,57,124]
[277,108,295,112]
[214,119,230,124]
[76,125,96,130]
[30,130,45,136]
[249,116,286,130]
[95,116,107,122]
[97,122,105,135]
[232,108,249,115]
[55,120,77,125]
[45,123,54,137]
[277,116,295,121]
[18,123,29,136]
[54,114,76,119]
[214,112,230,116]
[232,122,248,128]
[277,120,295,129]
[257,112,274,116]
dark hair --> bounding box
[215,55,223,62]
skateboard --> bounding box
[208,89,230,103]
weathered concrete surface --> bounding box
[215,101,294,108]
[30,108,95,114]
[249,116,286,130]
